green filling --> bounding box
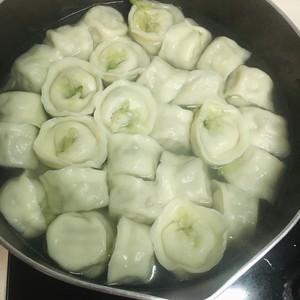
[104,49,127,71]
[203,109,224,131]
[57,128,78,153]
[134,10,160,33]
[177,213,201,247]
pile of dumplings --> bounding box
[0,0,290,285]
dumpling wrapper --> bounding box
[33,116,107,169]
[0,122,39,169]
[46,211,115,277]
[151,199,228,274]
[40,167,109,214]
[156,151,212,207]
[224,65,275,111]
[0,172,47,238]
[197,36,251,78]
[159,18,212,70]
[212,180,259,241]
[108,217,155,284]
[0,91,47,127]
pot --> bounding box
[0,0,299,299]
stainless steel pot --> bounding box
[0,0,299,299]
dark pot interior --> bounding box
[0,0,299,299]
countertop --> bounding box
[0,0,299,300]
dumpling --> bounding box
[41,57,103,117]
[219,146,286,203]
[150,103,193,155]
[109,174,165,224]
[46,211,115,277]
[151,199,228,274]
[81,5,128,44]
[241,106,290,158]
[0,122,39,169]
[137,56,188,104]
[40,167,109,214]
[93,80,157,135]
[159,18,212,70]
[9,44,63,93]
[0,172,48,238]
[0,91,48,127]
[33,116,107,169]
[224,65,275,111]
[108,217,155,284]
[156,151,212,207]
[197,36,251,78]
[45,23,94,60]
[89,36,150,85]
[212,180,259,241]
[190,100,250,166]
[172,69,225,108]
[128,0,184,55]
[107,133,161,180]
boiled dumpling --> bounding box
[156,151,212,207]
[212,180,259,240]
[0,91,48,127]
[190,100,250,166]
[9,43,63,93]
[219,146,286,203]
[33,116,107,169]
[89,36,150,85]
[108,217,155,284]
[40,167,109,214]
[46,211,115,277]
[0,122,39,169]
[128,0,184,55]
[159,18,212,70]
[45,23,94,60]
[81,5,128,44]
[224,65,275,111]
[150,103,193,155]
[107,133,161,180]
[0,172,48,238]
[137,56,188,104]
[41,57,103,117]
[197,36,251,78]
[241,106,290,158]
[151,199,228,274]
[93,80,157,135]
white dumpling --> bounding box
[81,5,128,44]
[156,151,212,207]
[150,103,193,155]
[0,122,39,169]
[107,133,161,180]
[190,100,250,166]
[172,69,225,108]
[41,57,103,117]
[151,199,228,274]
[9,44,63,93]
[159,18,212,70]
[241,106,290,158]
[45,23,94,60]
[128,0,184,55]
[137,56,188,104]
[46,211,115,277]
[109,174,165,224]
[108,217,154,284]
[89,36,150,85]
[93,80,157,135]
[33,116,107,169]
[224,65,275,111]
[0,172,47,238]
[0,91,47,127]
[197,36,251,78]
[40,167,109,214]
[219,146,286,203]
[212,180,259,241]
